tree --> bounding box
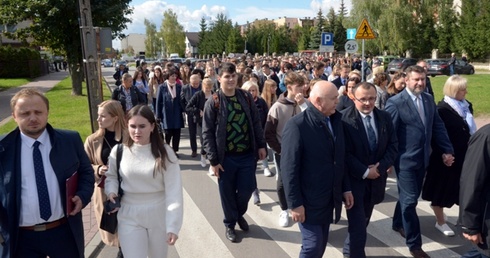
[457,0,490,59]
[160,9,185,57]
[0,0,132,95]
[144,19,158,58]
[435,0,458,54]
[198,17,209,55]
[226,23,243,54]
[309,9,325,50]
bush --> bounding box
[0,46,42,78]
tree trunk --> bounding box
[69,62,84,96]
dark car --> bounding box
[455,60,475,75]
[387,58,418,74]
[426,59,475,77]
[102,59,113,67]
[426,59,449,77]
[114,60,128,72]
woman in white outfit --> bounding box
[105,104,183,258]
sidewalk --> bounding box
[0,70,104,257]
[0,70,69,126]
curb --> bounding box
[85,233,104,258]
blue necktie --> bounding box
[365,115,377,152]
[325,117,334,137]
[33,141,52,221]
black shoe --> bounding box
[392,226,406,238]
[116,247,124,258]
[226,227,237,242]
[175,153,180,159]
[191,151,197,157]
[410,248,430,258]
[237,217,249,231]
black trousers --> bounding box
[274,152,288,211]
[164,128,181,152]
[17,222,79,258]
[187,114,198,153]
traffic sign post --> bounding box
[354,19,376,81]
[319,32,334,53]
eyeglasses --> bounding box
[353,95,376,104]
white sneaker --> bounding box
[264,168,273,177]
[208,166,215,176]
[200,155,206,168]
[435,223,454,236]
[279,210,290,227]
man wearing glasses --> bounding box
[341,82,398,258]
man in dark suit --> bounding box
[332,64,351,89]
[459,124,490,258]
[341,82,398,258]
[385,65,454,258]
[0,89,94,258]
[113,63,128,86]
[281,80,353,258]
[181,74,202,157]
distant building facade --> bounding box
[121,33,146,56]
[185,32,199,57]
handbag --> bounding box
[99,144,123,234]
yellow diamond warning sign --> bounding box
[355,19,376,39]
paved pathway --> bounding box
[1,69,490,257]
[0,71,70,126]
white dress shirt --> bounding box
[19,129,64,226]
[358,111,378,179]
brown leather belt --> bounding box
[20,217,67,232]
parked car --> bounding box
[426,59,449,77]
[377,55,398,68]
[387,58,418,74]
[114,60,128,71]
[102,59,113,67]
[425,59,475,77]
[454,60,475,75]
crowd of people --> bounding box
[0,52,489,258]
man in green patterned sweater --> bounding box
[202,62,267,243]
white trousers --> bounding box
[117,192,167,258]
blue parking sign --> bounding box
[321,32,334,46]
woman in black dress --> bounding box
[422,75,477,236]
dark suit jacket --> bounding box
[341,106,398,205]
[281,102,349,225]
[385,89,454,171]
[332,76,347,89]
[460,124,490,256]
[156,82,184,130]
[111,85,146,112]
[180,83,201,114]
[0,124,95,258]
[112,69,128,86]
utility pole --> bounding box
[78,0,103,133]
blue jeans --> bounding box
[462,247,490,258]
[392,168,426,250]
[298,222,331,258]
[218,152,257,228]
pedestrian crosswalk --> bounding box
[94,130,473,258]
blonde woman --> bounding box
[261,79,278,108]
[84,100,127,257]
